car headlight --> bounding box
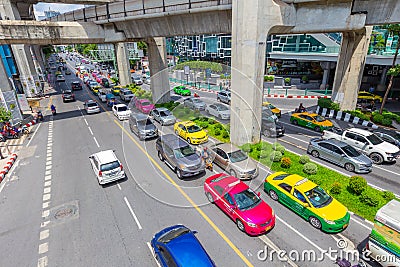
[324,219,335,225]
[247,222,257,227]
[179,164,188,170]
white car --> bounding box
[89,150,125,185]
[132,76,143,85]
[83,100,100,114]
[98,89,107,102]
[56,75,65,82]
[112,104,131,120]
[206,103,230,120]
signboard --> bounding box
[184,65,190,75]
[17,94,30,111]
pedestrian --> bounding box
[369,85,375,94]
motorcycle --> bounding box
[37,111,44,122]
[335,257,366,267]
[52,108,57,116]
[0,128,20,142]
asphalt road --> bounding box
[0,56,387,267]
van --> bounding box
[89,150,125,185]
[366,199,400,267]
[129,113,158,141]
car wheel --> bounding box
[263,130,271,137]
[176,168,183,179]
[370,153,384,164]
[314,126,321,132]
[187,138,191,144]
[311,150,320,158]
[269,190,279,201]
[228,100,231,105]
[217,98,220,102]
[175,130,179,135]
[236,220,245,232]
[344,163,355,172]
[158,151,164,162]
[309,216,322,229]
[229,169,237,177]
[206,192,214,203]
[292,120,298,125]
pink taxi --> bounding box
[135,99,155,114]
[204,173,275,236]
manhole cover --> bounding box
[54,205,76,220]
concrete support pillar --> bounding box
[115,42,131,86]
[332,26,372,110]
[147,37,170,104]
[230,0,283,145]
[0,57,13,91]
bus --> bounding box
[366,199,400,267]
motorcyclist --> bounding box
[51,104,56,115]
[296,103,306,113]
[201,147,213,171]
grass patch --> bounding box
[241,141,397,221]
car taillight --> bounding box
[72,94,75,97]
[98,171,102,177]
[120,164,123,171]
[365,242,369,250]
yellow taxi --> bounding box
[262,102,281,117]
[290,112,333,132]
[264,172,350,233]
[112,85,124,96]
[173,121,208,145]
[91,85,102,95]
[358,91,383,103]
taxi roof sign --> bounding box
[295,178,308,187]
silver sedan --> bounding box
[307,138,373,173]
[183,97,206,110]
[206,103,230,120]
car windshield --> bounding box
[304,186,332,208]
[314,115,326,122]
[100,160,120,171]
[192,99,202,103]
[124,91,132,95]
[141,101,151,106]
[216,105,229,111]
[160,110,171,117]
[366,134,383,145]
[158,227,190,244]
[64,91,72,94]
[228,150,248,163]
[268,104,276,109]
[233,189,261,210]
[342,145,361,157]
[187,125,202,133]
[138,119,153,127]
[117,106,128,112]
[174,145,195,158]
[87,103,98,107]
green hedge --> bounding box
[318,98,340,111]
[241,141,397,221]
[343,110,370,121]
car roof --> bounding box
[115,104,127,108]
[217,175,249,194]
[214,143,239,153]
[71,81,80,84]
[316,138,348,147]
[279,173,316,192]
[179,121,197,127]
[155,107,168,112]
[160,134,189,149]
[86,100,97,104]
[348,128,372,136]
[92,150,119,164]
[131,113,148,120]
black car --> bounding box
[62,90,75,102]
[71,81,83,91]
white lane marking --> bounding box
[124,197,143,230]
[37,256,48,267]
[117,184,122,190]
[93,137,100,148]
[46,156,52,161]
[84,118,88,126]
[275,215,335,261]
[44,181,51,187]
[373,164,400,176]
[42,194,51,201]
[38,243,48,254]
[0,160,19,193]
[146,242,162,267]
[258,235,298,267]
[26,122,42,147]
[44,175,51,181]
[88,126,94,136]
[45,161,52,166]
[40,229,49,240]
[43,187,51,194]
[42,210,50,218]
[45,165,51,171]
[284,133,310,144]
[280,121,319,135]
[42,202,49,209]
[41,221,50,228]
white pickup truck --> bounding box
[322,127,400,164]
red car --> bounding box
[135,99,155,114]
[204,173,275,236]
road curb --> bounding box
[0,153,17,183]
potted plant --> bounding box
[301,75,309,84]
[284,77,291,86]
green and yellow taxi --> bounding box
[91,85,102,95]
[264,172,350,233]
[262,102,281,117]
[290,112,333,132]
[173,121,208,145]
[112,85,124,96]
[173,86,191,96]
[358,91,383,103]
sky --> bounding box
[34,3,84,20]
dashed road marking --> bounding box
[40,230,49,240]
[84,118,88,126]
[44,181,51,187]
[117,184,122,190]
[42,202,49,209]
[93,137,100,148]
[124,196,143,230]
[88,126,93,135]
[38,243,48,254]
[45,170,51,176]
[37,256,48,267]
[44,175,51,181]
[146,242,161,267]
[40,221,50,228]
[42,194,51,201]
[43,187,51,194]
[42,210,50,218]
[45,161,52,166]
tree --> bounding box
[379,24,400,114]
[137,41,147,56]
[0,107,12,122]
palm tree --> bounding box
[380,24,400,114]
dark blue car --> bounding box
[151,225,215,267]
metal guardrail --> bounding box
[50,0,232,23]
[169,78,222,91]
[266,87,332,96]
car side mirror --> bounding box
[301,202,309,208]
[192,230,198,234]
[257,192,261,197]
[89,156,92,159]
[369,146,373,149]
[230,205,237,210]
